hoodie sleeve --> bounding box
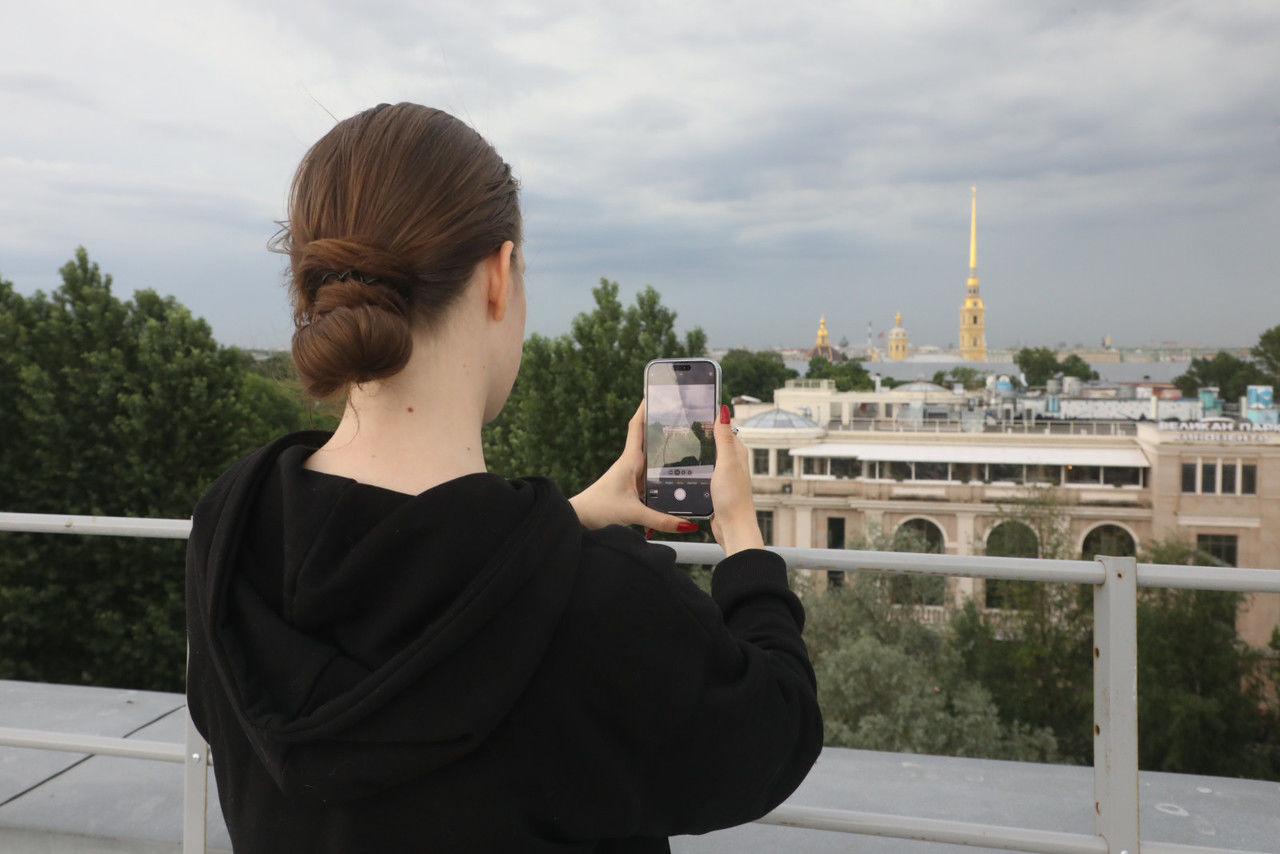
[568,533,823,839]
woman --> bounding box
[185,102,821,853]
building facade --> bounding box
[736,383,1280,647]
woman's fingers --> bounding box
[624,400,646,456]
[638,508,700,535]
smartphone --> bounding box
[643,358,722,518]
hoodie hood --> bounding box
[186,432,581,803]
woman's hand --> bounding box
[569,402,700,536]
[709,404,766,556]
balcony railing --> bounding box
[1,510,1278,854]
[827,418,1139,436]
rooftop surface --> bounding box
[2,679,1277,853]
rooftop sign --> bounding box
[1158,421,1280,443]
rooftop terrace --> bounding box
[2,680,1278,853]
[1,512,1278,853]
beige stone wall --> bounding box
[745,419,1280,646]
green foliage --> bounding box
[1137,587,1274,777]
[0,249,311,691]
[1058,354,1100,382]
[957,491,1100,763]
[805,355,873,391]
[482,279,706,497]
[805,576,1058,761]
[931,366,987,390]
[1173,351,1270,400]
[1014,347,1098,387]
[1251,324,1280,386]
[243,350,296,382]
[1014,347,1060,387]
[848,521,945,606]
[950,594,1094,763]
[719,348,796,403]
[1135,538,1279,778]
[956,510,1280,778]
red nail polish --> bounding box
[676,521,699,533]
[644,528,654,539]
[720,405,730,424]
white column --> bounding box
[794,505,814,549]
[953,512,977,605]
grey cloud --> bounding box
[0,72,95,107]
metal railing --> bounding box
[2,511,1278,854]
[827,418,1139,436]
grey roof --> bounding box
[895,380,953,393]
[3,679,1279,853]
[738,408,820,429]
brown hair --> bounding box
[275,103,521,399]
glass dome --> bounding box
[737,408,820,429]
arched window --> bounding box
[985,521,1038,609]
[895,518,944,553]
[1081,524,1136,561]
[890,518,946,605]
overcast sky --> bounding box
[3,0,1278,352]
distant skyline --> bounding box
[3,1,1278,351]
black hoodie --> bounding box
[186,432,822,853]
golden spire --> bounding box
[894,311,902,327]
[814,315,830,348]
[969,185,977,272]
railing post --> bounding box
[1093,555,1140,853]
[182,706,209,854]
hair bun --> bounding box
[311,275,408,320]
[279,103,522,399]
[292,276,413,399]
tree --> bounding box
[955,490,1095,762]
[1058,354,1100,382]
[0,249,307,690]
[1172,351,1270,401]
[932,366,987,390]
[1014,347,1059,387]
[719,348,797,403]
[1013,348,1099,388]
[1250,324,1280,388]
[956,498,1280,779]
[1011,347,1053,387]
[1135,539,1278,778]
[482,279,706,497]
[847,520,946,606]
[804,574,1057,761]
[805,355,873,391]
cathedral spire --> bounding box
[959,185,987,361]
[969,185,977,273]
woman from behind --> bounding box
[185,102,821,853]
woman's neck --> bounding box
[303,329,492,496]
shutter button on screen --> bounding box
[673,488,687,501]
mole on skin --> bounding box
[407,407,414,413]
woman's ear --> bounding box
[486,240,517,322]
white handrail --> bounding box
[0,725,185,762]
[2,510,1277,854]
[0,511,192,538]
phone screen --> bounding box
[644,359,720,517]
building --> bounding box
[959,186,988,361]
[736,380,1280,647]
[809,315,841,361]
[887,312,909,361]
